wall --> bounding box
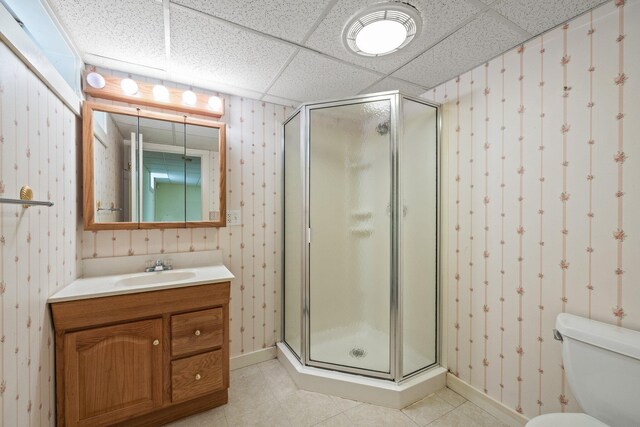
[428,0,640,419]
[83,67,291,358]
[0,41,82,426]
[153,182,201,222]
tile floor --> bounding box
[167,359,508,427]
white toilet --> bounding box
[526,313,640,427]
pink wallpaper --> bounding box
[0,42,82,426]
[430,0,640,419]
[82,67,292,359]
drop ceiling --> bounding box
[47,0,607,106]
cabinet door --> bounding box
[64,319,163,427]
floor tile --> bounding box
[165,405,227,427]
[330,395,362,412]
[402,394,455,426]
[426,408,483,427]
[256,358,281,371]
[281,389,344,427]
[435,388,466,408]
[165,361,506,427]
[226,367,278,413]
[313,413,354,427]
[455,401,508,427]
[344,403,418,427]
[225,400,292,427]
[230,364,263,384]
[260,358,299,400]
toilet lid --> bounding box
[526,413,608,427]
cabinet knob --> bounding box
[153,339,160,346]
[195,373,201,381]
[194,329,201,336]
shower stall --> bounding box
[280,91,442,405]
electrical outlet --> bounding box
[226,210,241,226]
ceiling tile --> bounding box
[172,0,333,43]
[47,0,166,69]
[392,10,526,88]
[304,0,481,74]
[267,50,381,102]
[261,94,299,108]
[490,0,607,35]
[170,5,297,93]
[362,77,429,97]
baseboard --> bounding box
[230,346,277,370]
[446,373,529,427]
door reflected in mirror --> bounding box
[85,102,226,229]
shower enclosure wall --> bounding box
[282,91,440,385]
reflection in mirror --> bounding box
[139,116,186,223]
[185,124,220,222]
[92,111,138,223]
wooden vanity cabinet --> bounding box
[51,282,230,427]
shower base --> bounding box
[277,342,447,409]
[310,323,434,374]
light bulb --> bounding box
[86,72,105,89]
[182,90,197,106]
[208,96,222,111]
[120,78,139,95]
[355,20,407,55]
[153,84,170,101]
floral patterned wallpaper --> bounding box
[428,0,640,419]
[2,0,638,424]
[0,42,82,426]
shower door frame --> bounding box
[281,91,441,382]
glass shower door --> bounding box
[283,112,303,358]
[400,97,438,376]
[308,99,392,375]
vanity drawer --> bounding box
[171,308,223,357]
[171,350,223,402]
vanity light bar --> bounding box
[83,72,224,118]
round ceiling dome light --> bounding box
[343,2,421,57]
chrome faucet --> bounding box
[145,259,173,272]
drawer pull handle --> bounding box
[153,339,160,346]
[195,374,201,381]
[194,329,201,336]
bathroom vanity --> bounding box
[49,253,234,427]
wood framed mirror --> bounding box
[83,101,226,230]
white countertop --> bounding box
[48,265,234,303]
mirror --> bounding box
[83,102,226,230]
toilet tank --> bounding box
[556,314,640,427]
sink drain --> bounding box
[349,347,367,358]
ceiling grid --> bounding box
[45,0,609,106]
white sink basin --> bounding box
[48,253,235,303]
[115,271,197,287]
